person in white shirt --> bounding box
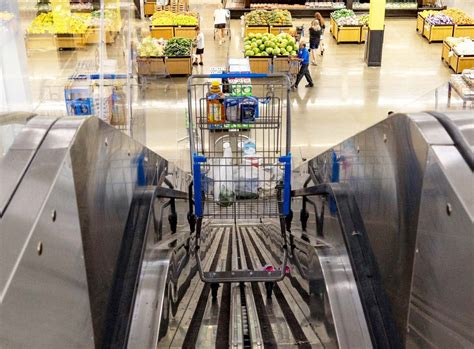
[213,3,230,45]
[193,26,205,66]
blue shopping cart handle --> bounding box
[209,73,268,79]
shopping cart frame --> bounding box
[187,73,292,285]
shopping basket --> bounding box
[187,73,292,285]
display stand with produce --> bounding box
[419,9,474,43]
[330,9,368,44]
[441,37,474,73]
[447,70,474,108]
[150,10,199,40]
[243,9,292,36]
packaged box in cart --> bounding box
[228,77,252,97]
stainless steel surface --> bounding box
[293,111,474,348]
[407,145,474,349]
[0,116,57,216]
[0,115,172,348]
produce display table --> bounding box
[416,11,441,33]
[333,24,366,44]
[270,25,292,35]
[166,56,192,75]
[244,25,269,36]
[449,50,474,73]
[174,25,198,39]
[84,27,118,44]
[422,23,453,43]
[136,56,192,76]
[55,33,86,49]
[25,34,56,50]
[453,24,474,38]
[272,56,291,73]
[150,26,175,40]
[248,56,272,74]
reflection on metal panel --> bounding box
[294,111,473,348]
[408,146,474,349]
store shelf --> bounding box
[449,51,474,74]
[150,26,174,40]
[166,56,192,75]
[244,25,270,36]
[248,56,272,74]
[174,26,198,39]
[453,25,474,38]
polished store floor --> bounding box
[21,0,473,168]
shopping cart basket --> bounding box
[188,73,291,287]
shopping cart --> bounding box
[288,57,301,87]
[187,73,291,296]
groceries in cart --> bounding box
[206,81,260,125]
[205,138,283,205]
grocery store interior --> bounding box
[1,0,473,348]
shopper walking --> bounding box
[193,26,205,66]
[293,42,313,89]
[308,19,322,65]
[214,4,230,45]
[314,12,326,55]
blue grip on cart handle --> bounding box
[279,153,292,217]
[209,73,268,79]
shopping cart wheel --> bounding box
[265,282,274,299]
[211,283,220,301]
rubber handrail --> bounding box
[426,111,474,171]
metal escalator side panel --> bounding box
[407,146,474,348]
[67,117,168,347]
[0,116,58,216]
[0,118,95,348]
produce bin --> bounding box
[272,56,290,73]
[244,25,269,36]
[453,25,474,38]
[150,26,174,40]
[84,27,117,44]
[25,34,56,50]
[270,25,292,35]
[174,26,197,39]
[137,57,167,76]
[166,56,192,75]
[422,23,453,43]
[144,2,156,16]
[248,56,272,74]
[449,51,474,74]
[334,25,363,44]
[441,40,451,62]
[55,33,85,49]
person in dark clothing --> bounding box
[308,19,322,65]
[293,42,314,89]
[314,12,326,55]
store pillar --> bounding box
[364,0,386,67]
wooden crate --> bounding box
[248,57,271,74]
[166,56,192,75]
[273,56,290,73]
[441,41,451,62]
[137,57,168,75]
[334,25,363,44]
[244,26,269,36]
[144,2,156,16]
[84,27,117,44]
[449,51,474,73]
[270,26,292,36]
[174,26,197,39]
[25,34,56,50]
[422,23,453,43]
[55,34,85,49]
[150,26,174,40]
[453,25,474,38]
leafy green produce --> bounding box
[331,9,355,20]
[164,37,192,56]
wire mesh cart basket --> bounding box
[188,73,292,296]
